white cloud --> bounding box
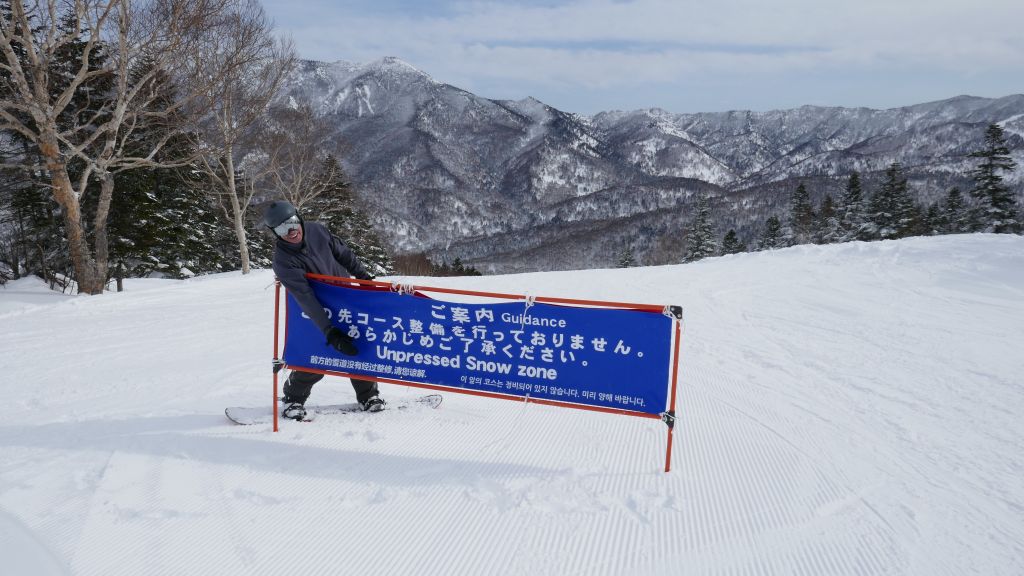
[266,0,1024,112]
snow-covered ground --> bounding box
[2,234,1023,576]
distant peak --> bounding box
[368,56,422,73]
[642,107,673,118]
[515,96,551,109]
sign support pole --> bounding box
[272,281,281,433]
[664,306,683,473]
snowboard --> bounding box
[225,394,442,425]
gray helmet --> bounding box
[263,200,299,229]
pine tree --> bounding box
[617,245,635,267]
[106,163,161,282]
[757,216,784,250]
[838,172,868,241]
[450,257,482,276]
[923,203,943,236]
[156,171,234,277]
[100,61,231,285]
[50,10,113,149]
[968,123,1020,233]
[866,163,916,240]
[0,143,64,281]
[107,161,233,283]
[683,194,717,262]
[942,188,971,234]
[104,58,163,283]
[786,182,815,245]
[720,229,746,255]
[814,194,843,244]
[906,200,927,238]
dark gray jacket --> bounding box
[271,220,372,334]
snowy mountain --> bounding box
[3,234,1023,575]
[276,58,1024,271]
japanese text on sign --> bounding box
[283,282,674,415]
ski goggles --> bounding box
[272,215,301,236]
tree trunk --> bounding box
[13,205,27,280]
[56,175,105,294]
[39,136,106,294]
[94,173,115,286]
[226,155,251,274]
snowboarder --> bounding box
[263,200,385,420]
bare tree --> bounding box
[0,0,270,293]
[189,0,294,274]
[259,100,344,210]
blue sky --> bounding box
[262,0,1024,115]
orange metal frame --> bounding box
[271,276,683,472]
[272,281,281,432]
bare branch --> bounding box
[183,0,295,273]
[256,100,345,210]
[0,0,301,290]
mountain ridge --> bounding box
[273,58,1024,272]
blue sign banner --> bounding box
[283,281,675,415]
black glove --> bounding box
[325,326,358,356]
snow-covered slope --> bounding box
[2,234,1023,575]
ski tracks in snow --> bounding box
[2,236,1024,574]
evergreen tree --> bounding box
[838,172,868,241]
[155,171,234,277]
[923,203,943,236]
[968,123,1020,233]
[449,257,482,276]
[303,156,395,275]
[617,245,635,268]
[942,188,972,234]
[786,182,815,245]
[866,163,917,240]
[50,10,113,149]
[104,58,165,283]
[720,229,746,255]
[814,194,843,244]
[0,144,64,281]
[98,60,231,285]
[683,194,717,262]
[106,162,162,281]
[907,200,928,238]
[757,216,784,250]
[107,161,233,283]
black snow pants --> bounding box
[283,370,378,405]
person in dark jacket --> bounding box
[263,200,385,420]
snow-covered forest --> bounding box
[3,2,1023,292]
[678,124,1022,266]
[0,0,393,294]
